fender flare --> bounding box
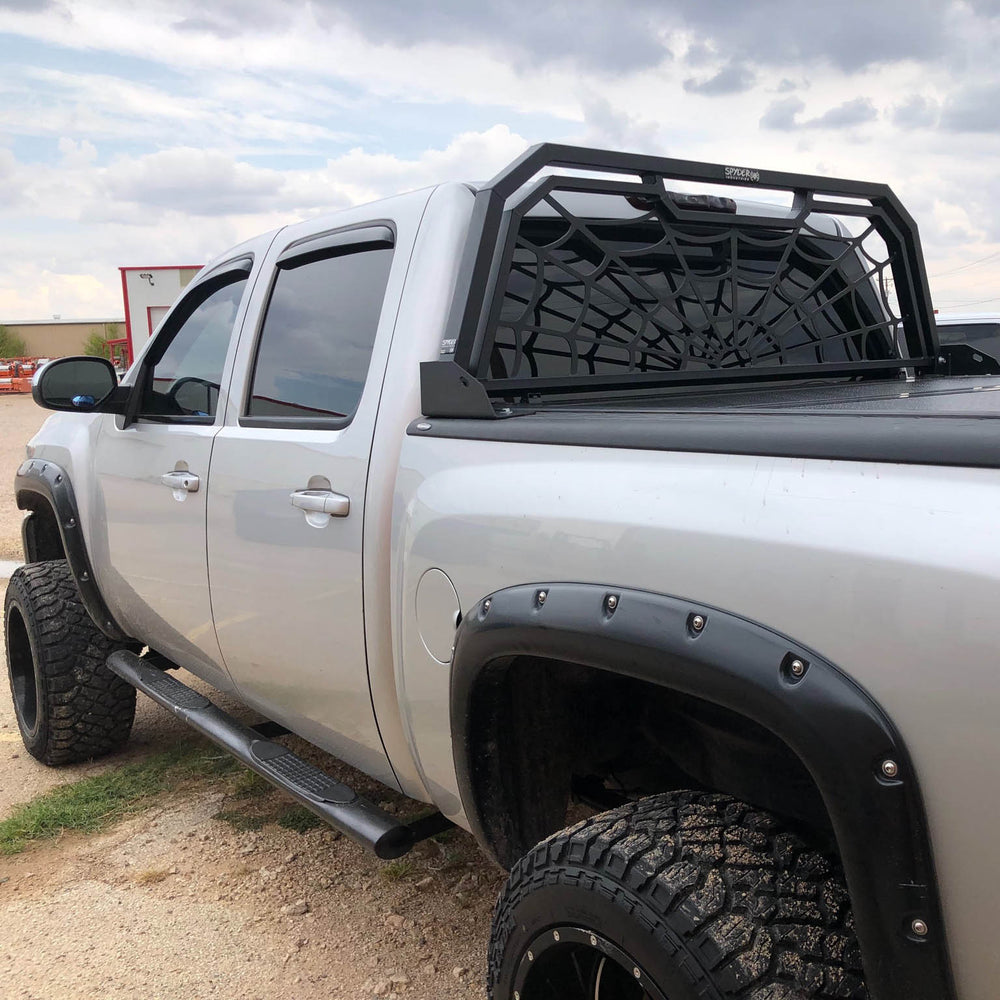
[450,582,954,1000]
[15,458,129,641]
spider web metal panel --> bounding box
[489,191,903,387]
[421,145,938,416]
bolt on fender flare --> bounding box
[15,458,129,641]
[450,582,955,1000]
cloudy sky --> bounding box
[2,0,1000,320]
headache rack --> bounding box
[420,144,938,418]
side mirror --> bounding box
[32,356,124,413]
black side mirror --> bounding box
[32,356,124,413]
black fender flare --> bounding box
[15,458,129,641]
[450,582,954,1000]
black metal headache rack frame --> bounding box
[420,143,938,418]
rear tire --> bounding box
[4,560,135,765]
[489,791,868,1000]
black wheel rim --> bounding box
[6,604,39,736]
[513,926,668,1000]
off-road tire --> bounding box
[489,791,867,1000]
[4,560,135,765]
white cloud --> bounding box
[97,148,284,218]
[2,0,1000,319]
[0,148,27,208]
[57,137,97,168]
[299,124,531,199]
[0,126,533,316]
[3,65,352,151]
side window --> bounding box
[246,245,393,424]
[138,273,248,420]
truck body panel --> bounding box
[207,188,432,788]
[394,434,999,999]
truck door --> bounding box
[206,225,398,782]
[92,258,256,690]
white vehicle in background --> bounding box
[934,312,1000,374]
[9,144,997,1000]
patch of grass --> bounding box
[0,740,237,856]
[176,747,240,780]
[276,805,325,833]
[231,770,273,800]
[379,859,417,882]
[213,809,266,832]
[134,868,169,885]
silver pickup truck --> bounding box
[5,145,991,1000]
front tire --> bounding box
[489,791,867,1000]
[4,560,136,765]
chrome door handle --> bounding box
[160,471,199,493]
[289,489,350,517]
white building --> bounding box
[120,265,202,364]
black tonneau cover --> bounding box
[609,375,1000,414]
[411,377,1000,469]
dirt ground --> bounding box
[0,393,504,999]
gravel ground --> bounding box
[0,393,504,998]
[0,743,504,999]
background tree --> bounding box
[83,329,110,357]
[0,325,27,358]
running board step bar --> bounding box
[106,650,451,859]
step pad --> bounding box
[141,666,211,710]
[250,740,357,805]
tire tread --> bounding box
[4,560,135,765]
[488,790,867,1000]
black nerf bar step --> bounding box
[106,650,451,859]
